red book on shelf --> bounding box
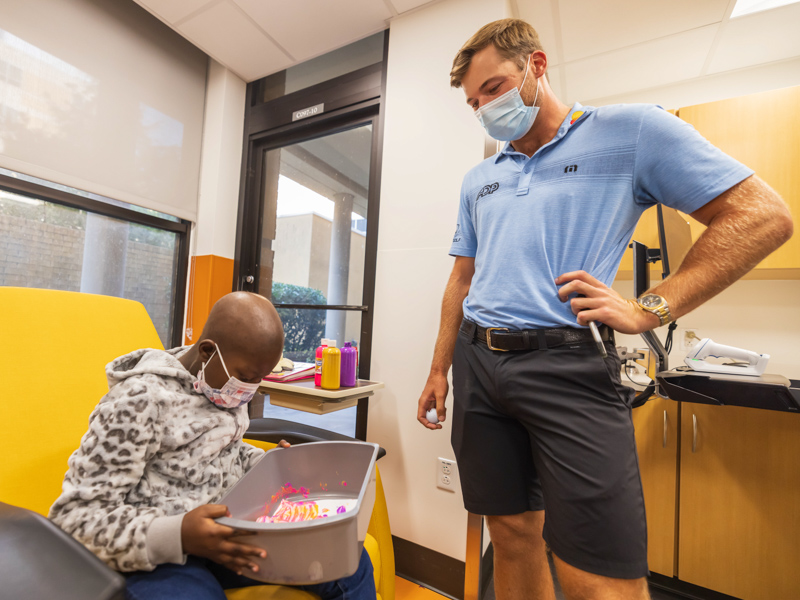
[264,362,315,383]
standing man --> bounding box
[417,19,792,600]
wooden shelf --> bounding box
[258,379,384,415]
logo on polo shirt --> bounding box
[564,165,578,173]
[453,223,462,243]
[477,182,499,199]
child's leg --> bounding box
[125,556,264,600]
[298,549,376,600]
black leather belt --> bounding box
[460,319,612,352]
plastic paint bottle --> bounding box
[320,340,341,390]
[340,342,357,387]
[315,339,330,387]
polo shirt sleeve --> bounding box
[449,179,478,258]
[632,105,754,215]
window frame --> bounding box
[0,172,191,348]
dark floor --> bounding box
[481,554,688,600]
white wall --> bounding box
[193,59,247,259]
[368,0,510,561]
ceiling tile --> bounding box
[707,3,800,74]
[390,0,438,13]
[552,0,729,63]
[233,0,391,62]
[516,0,561,65]
[178,1,292,81]
[133,0,216,25]
[564,24,718,103]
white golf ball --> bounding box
[426,408,439,424]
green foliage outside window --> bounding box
[271,282,326,363]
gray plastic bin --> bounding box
[216,440,379,584]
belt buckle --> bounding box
[485,327,510,352]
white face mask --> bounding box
[475,55,541,141]
[193,343,260,409]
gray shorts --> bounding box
[451,320,648,579]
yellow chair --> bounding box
[0,287,394,600]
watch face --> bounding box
[640,294,662,308]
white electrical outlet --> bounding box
[681,328,700,351]
[436,458,458,492]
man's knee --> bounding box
[552,552,650,600]
[486,512,546,553]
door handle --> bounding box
[692,414,697,453]
[663,410,667,448]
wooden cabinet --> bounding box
[678,86,800,276]
[634,400,800,599]
[625,86,800,597]
[632,396,679,577]
[619,86,800,280]
[678,404,800,600]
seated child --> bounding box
[49,291,375,600]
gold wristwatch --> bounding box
[636,293,673,327]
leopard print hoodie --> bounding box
[49,347,265,572]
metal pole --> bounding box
[80,212,129,297]
[465,512,484,600]
[325,192,353,344]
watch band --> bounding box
[632,297,673,327]
[650,304,672,326]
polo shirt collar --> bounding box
[493,102,591,163]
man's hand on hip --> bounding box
[556,270,660,334]
[418,372,449,430]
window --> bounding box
[0,169,190,347]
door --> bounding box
[240,115,380,439]
[632,396,679,577]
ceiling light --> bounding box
[731,0,800,18]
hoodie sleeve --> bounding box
[238,440,266,473]
[49,378,165,572]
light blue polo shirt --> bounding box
[449,103,754,329]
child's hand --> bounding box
[181,504,266,575]
[278,439,290,448]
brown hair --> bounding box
[450,19,544,89]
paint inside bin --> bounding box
[215,441,379,585]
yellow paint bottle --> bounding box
[320,340,341,390]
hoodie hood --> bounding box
[106,347,195,389]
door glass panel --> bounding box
[274,308,362,370]
[258,310,362,438]
[258,124,372,436]
[258,402,357,439]
[261,124,371,307]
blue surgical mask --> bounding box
[475,56,541,141]
[193,343,260,409]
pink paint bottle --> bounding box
[315,339,330,387]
